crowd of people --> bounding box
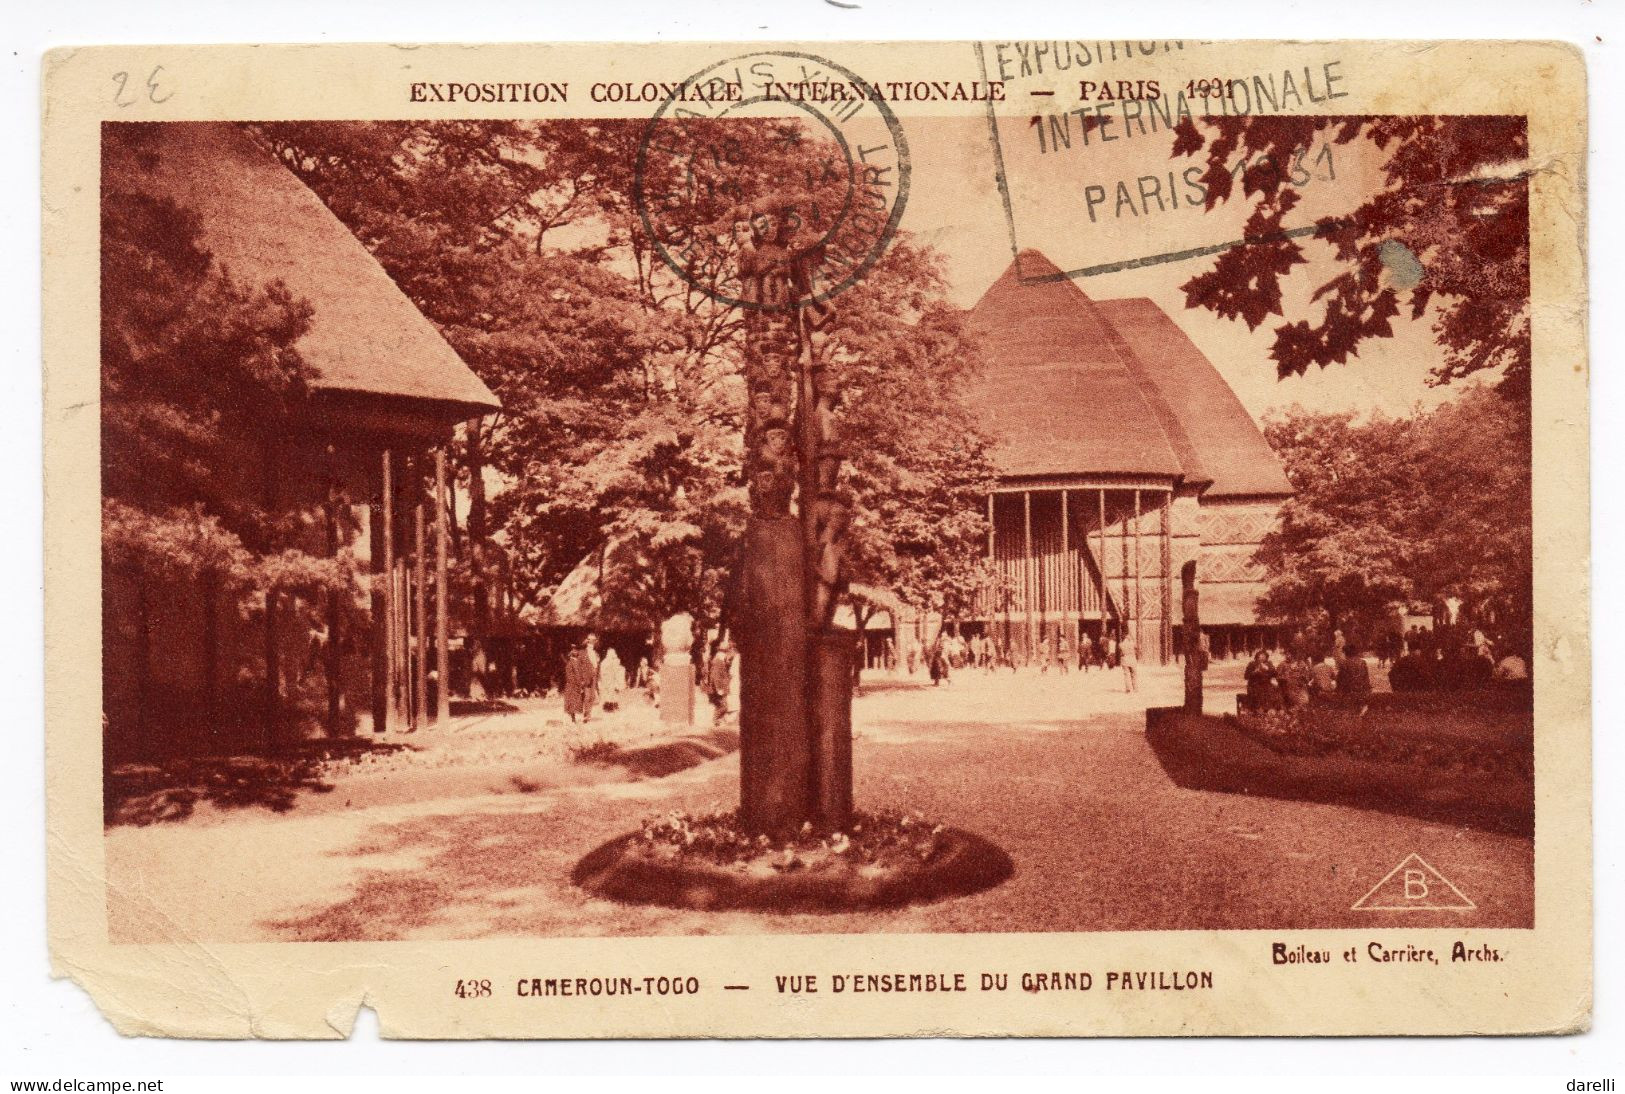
[1241,642,1372,716]
[552,632,737,726]
[1387,625,1528,692]
[1238,624,1529,717]
[914,630,1142,692]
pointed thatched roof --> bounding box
[105,122,500,420]
[965,250,1290,498]
[1094,297,1292,497]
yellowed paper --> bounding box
[44,39,1589,1038]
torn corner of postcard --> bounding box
[41,38,1590,1039]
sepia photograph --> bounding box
[97,97,1537,944]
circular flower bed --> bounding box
[572,809,1013,913]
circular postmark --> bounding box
[633,50,911,312]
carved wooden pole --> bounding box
[736,228,811,837]
[803,305,853,832]
[734,213,853,836]
[1182,559,1203,714]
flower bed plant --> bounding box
[1229,704,1531,781]
[632,808,951,874]
[573,808,1013,912]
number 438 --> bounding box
[455,979,492,998]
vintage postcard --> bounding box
[42,39,1590,1038]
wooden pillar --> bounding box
[435,447,451,724]
[812,632,853,830]
[1133,488,1143,653]
[1060,489,1071,628]
[1097,488,1109,628]
[1022,490,1034,659]
[984,493,993,622]
[370,453,389,734]
[1160,491,1174,665]
[1120,496,1131,639]
[414,472,429,730]
[384,450,405,728]
[324,457,344,736]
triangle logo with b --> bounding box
[1352,853,1476,911]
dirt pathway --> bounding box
[104,665,1531,941]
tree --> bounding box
[1256,387,1531,643]
[814,238,1000,627]
[1171,114,1531,396]
[1254,409,1420,638]
[102,123,351,750]
[254,121,649,645]
[255,120,994,682]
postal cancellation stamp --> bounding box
[40,39,1589,1038]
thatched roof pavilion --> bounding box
[102,122,499,747]
[951,250,1292,663]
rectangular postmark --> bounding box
[41,39,1588,1039]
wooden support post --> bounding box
[435,447,450,724]
[384,450,405,728]
[1133,488,1143,653]
[1060,489,1070,623]
[1120,494,1130,641]
[393,560,405,725]
[324,458,344,736]
[1160,491,1173,665]
[1022,490,1034,659]
[370,453,389,734]
[1097,488,1109,628]
[414,475,429,730]
[986,492,996,625]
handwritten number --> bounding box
[112,66,173,108]
[146,65,173,104]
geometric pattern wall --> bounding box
[1198,505,1281,546]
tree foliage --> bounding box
[252,120,994,640]
[1256,387,1531,640]
[1171,114,1531,396]
[102,124,348,604]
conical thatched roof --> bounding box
[105,122,500,418]
[1094,297,1292,497]
[965,250,1290,498]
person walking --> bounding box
[928,635,950,686]
[1337,641,1373,716]
[704,643,735,722]
[599,645,624,707]
[1056,632,1071,674]
[1119,632,1138,693]
[563,635,600,724]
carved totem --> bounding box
[734,209,853,837]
